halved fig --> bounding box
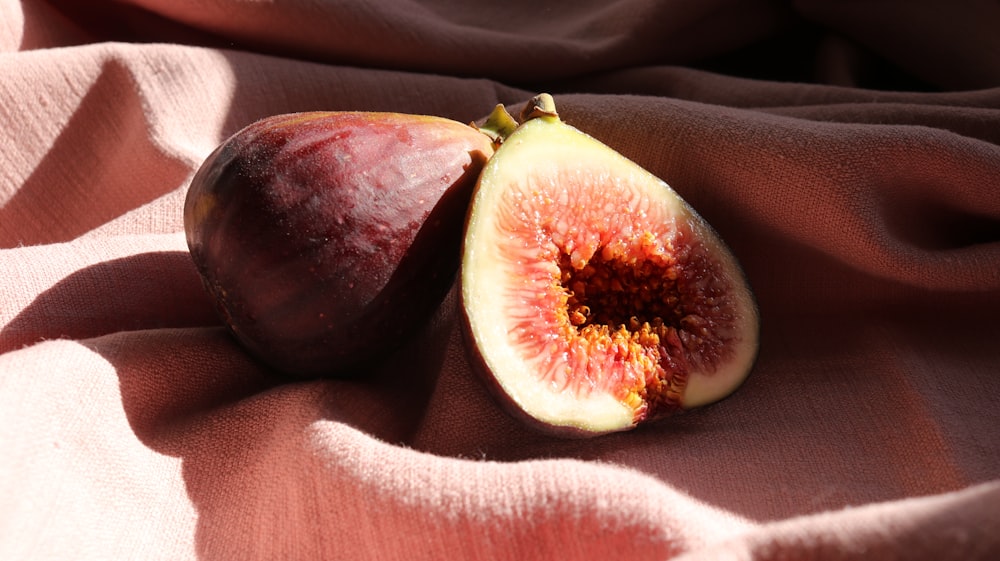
[461,95,759,436]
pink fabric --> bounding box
[3,1,999,559]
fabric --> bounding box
[2,1,999,559]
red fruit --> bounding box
[185,111,494,376]
[460,95,759,436]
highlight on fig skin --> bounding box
[460,94,760,437]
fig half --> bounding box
[185,111,494,377]
[461,95,759,436]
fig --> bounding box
[185,111,494,377]
[460,95,760,436]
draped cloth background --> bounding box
[2,1,999,559]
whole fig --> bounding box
[185,111,494,377]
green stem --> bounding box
[520,93,558,122]
[473,104,519,146]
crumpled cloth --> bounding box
[2,1,999,559]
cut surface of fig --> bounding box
[461,97,759,436]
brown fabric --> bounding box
[2,1,999,559]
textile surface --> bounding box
[2,1,999,559]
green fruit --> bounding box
[460,95,760,436]
[185,111,494,376]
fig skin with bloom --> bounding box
[185,110,495,377]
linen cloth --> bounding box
[2,1,999,559]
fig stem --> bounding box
[520,93,559,122]
[474,104,519,147]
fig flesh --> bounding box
[185,111,494,377]
[461,95,759,436]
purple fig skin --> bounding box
[185,111,494,377]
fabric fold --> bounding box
[2,1,998,559]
